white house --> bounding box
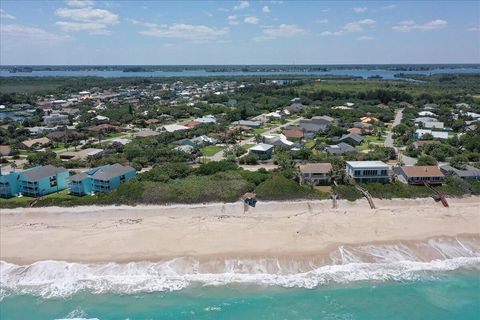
[414,129,448,140]
[346,161,390,183]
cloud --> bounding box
[65,0,95,7]
[321,9,330,13]
[323,18,376,36]
[244,16,259,24]
[393,19,448,32]
[1,24,72,45]
[55,6,118,35]
[203,10,213,17]
[382,4,397,10]
[0,9,15,20]
[228,15,239,25]
[262,6,271,13]
[139,23,229,41]
[254,24,305,41]
[233,1,249,10]
[466,26,480,32]
[356,36,375,41]
[352,7,368,13]
[316,19,329,24]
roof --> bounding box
[400,166,444,178]
[163,124,190,132]
[249,143,274,152]
[68,172,89,182]
[298,163,332,174]
[340,133,364,143]
[21,165,67,181]
[0,145,12,156]
[283,129,304,139]
[134,129,160,137]
[440,165,480,178]
[60,148,104,160]
[326,142,355,154]
[414,140,441,148]
[22,137,51,148]
[347,128,363,135]
[91,164,135,181]
[346,161,389,168]
[88,124,119,132]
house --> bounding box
[195,115,217,124]
[360,116,379,123]
[231,120,261,128]
[177,135,217,147]
[414,129,448,140]
[325,142,355,156]
[347,128,363,135]
[249,143,274,159]
[59,148,104,161]
[299,116,335,138]
[346,161,390,183]
[353,122,373,130]
[43,113,69,126]
[69,164,136,196]
[418,111,437,117]
[162,124,190,132]
[134,129,161,138]
[88,124,120,133]
[145,118,159,125]
[338,133,364,146]
[262,134,294,149]
[0,145,12,156]
[298,163,332,185]
[415,117,438,124]
[286,103,307,113]
[440,165,480,181]
[174,145,195,154]
[21,137,51,149]
[422,121,444,129]
[92,115,110,123]
[0,165,69,198]
[413,140,441,149]
[283,128,304,141]
[394,166,445,185]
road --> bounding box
[384,108,403,148]
[208,117,304,161]
[384,108,417,165]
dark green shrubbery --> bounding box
[255,174,321,200]
[194,160,238,175]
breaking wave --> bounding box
[1,236,479,300]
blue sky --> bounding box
[1,0,479,65]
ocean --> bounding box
[1,237,479,319]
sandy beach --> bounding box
[1,197,479,264]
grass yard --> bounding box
[356,135,386,151]
[253,127,269,135]
[201,145,225,156]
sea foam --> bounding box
[1,237,479,300]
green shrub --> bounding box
[256,174,321,200]
[194,160,238,175]
[333,185,362,201]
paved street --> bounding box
[384,108,403,148]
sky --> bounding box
[0,0,479,65]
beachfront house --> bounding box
[298,163,332,185]
[249,143,274,160]
[0,165,69,198]
[440,165,480,181]
[69,164,136,196]
[346,161,390,183]
[394,166,445,185]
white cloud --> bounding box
[65,0,95,7]
[1,24,72,45]
[466,26,480,32]
[139,23,229,41]
[203,10,213,17]
[356,35,374,41]
[382,4,397,10]
[262,6,271,13]
[393,19,448,32]
[228,15,239,25]
[55,6,118,35]
[255,24,305,41]
[321,19,375,36]
[233,1,249,10]
[352,7,368,13]
[244,16,259,24]
[316,19,329,24]
[0,9,15,20]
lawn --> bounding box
[253,127,269,135]
[356,135,386,151]
[0,190,80,208]
[201,145,225,156]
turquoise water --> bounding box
[1,272,479,320]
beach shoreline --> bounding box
[1,197,479,264]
